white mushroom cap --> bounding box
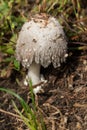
[16,14,67,68]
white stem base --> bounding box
[28,62,41,85]
[24,62,47,94]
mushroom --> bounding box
[16,13,68,93]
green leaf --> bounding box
[3,57,14,62]
[0,1,9,16]
[6,47,14,54]
[13,59,20,71]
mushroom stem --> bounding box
[28,62,41,85]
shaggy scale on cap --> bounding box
[16,14,67,68]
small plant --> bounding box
[0,81,46,130]
[0,0,28,78]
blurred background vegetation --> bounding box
[0,0,87,78]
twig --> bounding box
[0,108,22,121]
[74,17,87,24]
[73,103,87,108]
[69,42,87,46]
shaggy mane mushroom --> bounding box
[16,13,68,94]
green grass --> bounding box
[0,81,46,130]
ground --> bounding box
[0,46,87,130]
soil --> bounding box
[0,41,87,130]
